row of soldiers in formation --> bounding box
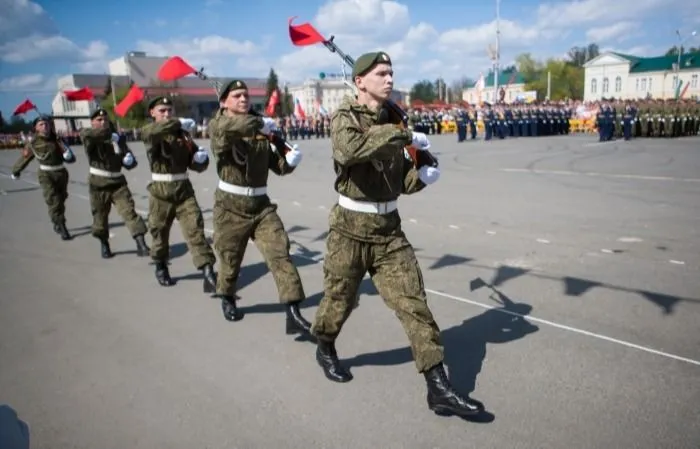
[595,99,700,141]
[8,53,487,421]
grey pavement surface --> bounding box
[1,133,699,449]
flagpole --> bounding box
[109,74,121,131]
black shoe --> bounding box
[201,264,217,294]
[285,300,311,335]
[55,222,72,240]
[155,261,175,286]
[316,339,352,383]
[424,363,484,418]
[134,234,149,257]
[100,238,113,259]
[220,295,244,321]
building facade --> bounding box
[287,73,410,117]
[583,51,700,102]
[462,69,528,105]
[51,51,267,132]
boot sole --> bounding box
[429,404,482,417]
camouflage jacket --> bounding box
[12,134,65,175]
[80,126,131,189]
[208,108,294,187]
[328,96,427,243]
[141,118,207,202]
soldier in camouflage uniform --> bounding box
[311,52,485,418]
[80,109,150,258]
[11,115,76,240]
[140,96,217,292]
[207,79,313,335]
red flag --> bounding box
[114,84,145,117]
[294,98,306,120]
[158,56,197,82]
[265,89,280,116]
[13,98,36,116]
[64,87,95,101]
[288,17,326,46]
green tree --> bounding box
[666,45,700,56]
[524,58,583,100]
[99,86,148,129]
[410,80,437,103]
[2,115,32,133]
[281,84,293,117]
[567,44,599,67]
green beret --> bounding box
[91,108,108,119]
[32,115,51,127]
[148,96,171,110]
[352,51,392,78]
[219,79,248,101]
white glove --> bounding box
[285,145,302,167]
[418,166,440,185]
[179,118,197,132]
[411,131,431,150]
[260,117,277,135]
[62,147,74,161]
[192,147,208,164]
[111,132,120,143]
[122,153,135,167]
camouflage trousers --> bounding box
[148,193,216,269]
[312,229,444,373]
[89,182,147,240]
[212,191,305,302]
[38,168,69,225]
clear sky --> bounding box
[0,0,697,118]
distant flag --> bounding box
[114,83,145,117]
[265,89,280,116]
[294,98,306,120]
[63,86,95,101]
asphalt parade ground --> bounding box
[1,132,699,448]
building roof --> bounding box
[611,51,700,73]
[476,69,526,88]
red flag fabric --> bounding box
[64,87,95,101]
[114,84,145,117]
[158,56,197,82]
[13,98,36,116]
[265,89,280,116]
[288,17,326,46]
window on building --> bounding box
[641,78,646,90]
[591,78,597,94]
[615,76,621,92]
[692,74,698,88]
[636,79,639,91]
[648,78,652,92]
[672,75,678,88]
[603,77,609,93]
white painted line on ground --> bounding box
[601,249,615,254]
[582,141,616,147]
[536,238,550,244]
[448,225,459,230]
[409,218,418,223]
[4,172,700,368]
[486,230,496,235]
[669,260,685,265]
[617,237,643,243]
[292,201,301,206]
[426,288,700,367]
[498,167,700,183]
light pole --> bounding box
[494,0,501,103]
[674,29,697,98]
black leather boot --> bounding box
[316,339,352,383]
[134,234,149,257]
[220,295,244,321]
[55,222,72,240]
[424,363,484,418]
[201,264,217,293]
[155,261,175,286]
[285,300,311,335]
[100,238,113,259]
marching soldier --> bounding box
[80,109,150,258]
[311,51,485,419]
[10,115,76,240]
[206,79,313,335]
[140,96,217,292]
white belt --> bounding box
[39,164,64,171]
[218,180,267,196]
[338,194,397,214]
[151,173,188,182]
[90,167,124,178]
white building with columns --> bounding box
[583,51,700,102]
[287,73,409,117]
